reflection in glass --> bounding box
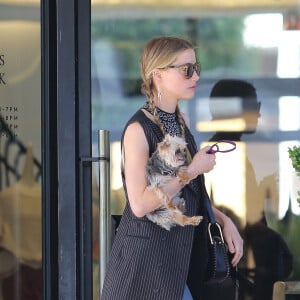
[91,5,300,300]
[0,3,41,300]
[279,96,300,131]
[277,30,300,78]
[204,79,294,299]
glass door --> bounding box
[0,2,42,300]
[91,2,300,300]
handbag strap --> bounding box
[204,193,216,224]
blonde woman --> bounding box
[101,36,243,300]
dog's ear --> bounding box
[157,134,174,152]
[160,139,170,150]
[164,134,172,143]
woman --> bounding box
[101,36,243,300]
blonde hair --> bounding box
[140,36,194,139]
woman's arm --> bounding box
[123,122,184,218]
[213,207,244,266]
[123,120,217,218]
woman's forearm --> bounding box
[212,206,230,227]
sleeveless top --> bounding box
[101,108,209,300]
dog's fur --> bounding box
[146,134,203,230]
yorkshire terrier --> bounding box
[146,134,203,230]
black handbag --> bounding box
[204,194,231,283]
[203,194,239,300]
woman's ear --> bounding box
[152,70,161,81]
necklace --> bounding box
[144,102,181,136]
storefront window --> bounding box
[0,2,42,300]
[91,3,300,300]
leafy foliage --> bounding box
[288,145,300,204]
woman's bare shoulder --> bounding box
[124,121,149,153]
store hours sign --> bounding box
[0,54,5,85]
[0,52,18,138]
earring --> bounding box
[157,87,162,103]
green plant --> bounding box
[288,145,300,204]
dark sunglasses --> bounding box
[167,62,201,79]
[206,140,236,154]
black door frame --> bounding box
[42,0,92,299]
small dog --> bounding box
[146,134,203,230]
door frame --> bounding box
[42,0,92,299]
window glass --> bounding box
[0,2,42,300]
[91,6,300,300]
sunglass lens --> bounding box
[186,63,201,78]
[186,64,193,79]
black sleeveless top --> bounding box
[101,108,208,300]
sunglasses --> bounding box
[167,62,201,79]
[206,140,236,154]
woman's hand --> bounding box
[222,216,244,267]
[213,207,243,267]
[187,146,216,180]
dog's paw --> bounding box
[191,215,203,225]
[176,166,190,185]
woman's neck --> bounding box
[154,98,178,113]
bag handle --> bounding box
[207,222,225,244]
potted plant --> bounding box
[288,145,300,204]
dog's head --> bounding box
[157,134,187,168]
